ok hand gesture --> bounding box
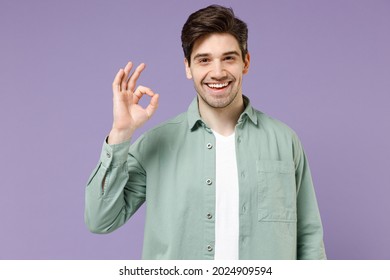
[108,62,159,144]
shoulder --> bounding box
[131,111,188,147]
[145,111,188,136]
[254,108,299,139]
[251,108,306,164]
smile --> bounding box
[206,82,230,89]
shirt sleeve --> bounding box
[293,135,327,260]
[84,137,146,234]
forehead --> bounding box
[191,33,241,58]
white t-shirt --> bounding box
[213,130,239,260]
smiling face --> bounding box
[185,33,250,110]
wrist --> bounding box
[107,127,135,144]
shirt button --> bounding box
[242,205,247,213]
[207,213,213,219]
[206,143,213,149]
[106,152,111,158]
[206,179,212,185]
[241,171,246,178]
[237,137,242,143]
[207,245,213,252]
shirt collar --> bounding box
[187,95,258,131]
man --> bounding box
[85,5,326,260]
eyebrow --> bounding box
[193,51,240,60]
[223,51,240,57]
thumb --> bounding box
[145,94,159,119]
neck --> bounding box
[198,94,244,136]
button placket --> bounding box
[203,132,215,259]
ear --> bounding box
[184,58,193,79]
[243,52,250,74]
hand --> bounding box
[108,61,159,144]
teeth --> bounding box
[207,82,229,89]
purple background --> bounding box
[1,0,389,260]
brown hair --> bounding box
[181,5,248,66]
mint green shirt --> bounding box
[85,96,326,260]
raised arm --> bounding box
[85,62,158,233]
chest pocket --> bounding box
[256,160,297,222]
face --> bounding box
[185,33,250,109]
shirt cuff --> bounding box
[100,137,131,167]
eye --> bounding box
[224,56,235,61]
[199,58,210,64]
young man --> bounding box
[85,5,326,260]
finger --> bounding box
[127,63,146,92]
[121,62,133,91]
[145,94,159,119]
[112,69,124,94]
[133,85,155,104]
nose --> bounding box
[210,61,227,80]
